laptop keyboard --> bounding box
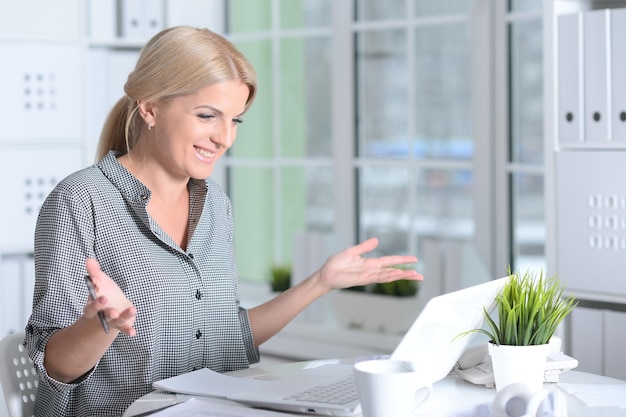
[283,375,359,405]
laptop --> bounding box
[225,276,509,416]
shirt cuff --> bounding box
[26,326,97,393]
[239,307,260,364]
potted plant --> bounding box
[269,265,291,292]
[331,265,421,334]
[459,268,577,393]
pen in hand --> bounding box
[84,275,109,334]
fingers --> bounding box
[85,258,109,291]
[102,305,138,337]
[85,258,102,278]
[375,255,419,268]
[353,239,418,268]
[84,258,137,336]
[378,267,424,283]
[108,306,137,336]
[83,295,107,319]
[352,237,378,255]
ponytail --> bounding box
[95,96,142,162]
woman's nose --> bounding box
[213,122,235,148]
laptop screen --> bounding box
[390,276,508,387]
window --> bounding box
[224,0,546,284]
[226,0,334,282]
[355,2,474,268]
[506,3,545,272]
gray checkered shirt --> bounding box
[25,151,259,417]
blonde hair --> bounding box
[96,26,257,161]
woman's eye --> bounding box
[233,118,244,125]
[198,113,216,120]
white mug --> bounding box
[353,359,430,417]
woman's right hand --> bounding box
[85,258,137,336]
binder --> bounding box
[120,0,145,39]
[144,0,165,38]
[611,8,626,143]
[557,13,582,143]
[583,9,610,143]
[165,0,225,33]
[88,0,116,40]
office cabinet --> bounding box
[546,0,626,379]
[548,4,626,300]
[570,306,626,380]
[554,151,626,297]
[0,44,82,142]
[0,146,83,250]
[0,0,225,341]
[0,0,81,39]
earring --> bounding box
[148,124,153,130]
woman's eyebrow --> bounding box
[194,105,244,118]
[195,104,222,115]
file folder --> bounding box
[144,0,165,38]
[583,9,610,143]
[611,8,626,143]
[165,0,225,33]
[120,0,145,39]
[88,0,116,40]
[557,13,582,144]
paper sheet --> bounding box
[152,368,271,398]
[558,383,626,408]
[146,398,295,416]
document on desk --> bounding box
[153,368,272,398]
[147,398,296,416]
[558,383,626,408]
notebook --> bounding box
[224,276,509,416]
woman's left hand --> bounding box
[317,237,423,291]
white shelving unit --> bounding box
[0,0,224,342]
[0,3,224,414]
[544,0,626,380]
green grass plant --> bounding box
[344,264,419,297]
[269,265,291,292]
[461,268,577,346]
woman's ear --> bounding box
[137,100,157,128]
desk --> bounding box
[124,359,626,417]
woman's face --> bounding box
[143,81,249,180]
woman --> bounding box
[25,26,422,416]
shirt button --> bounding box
[196,330,202,339]
[195,289,202,300]
[188,253,194,259]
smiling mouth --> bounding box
[195,146,216,158]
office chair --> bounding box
[0,332,37,417]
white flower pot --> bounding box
[488,342,550,393]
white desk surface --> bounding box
[123,359,626,417]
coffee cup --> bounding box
[353,359,430,417]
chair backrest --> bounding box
[0,332,36,417]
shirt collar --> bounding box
[97,150,209,206]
